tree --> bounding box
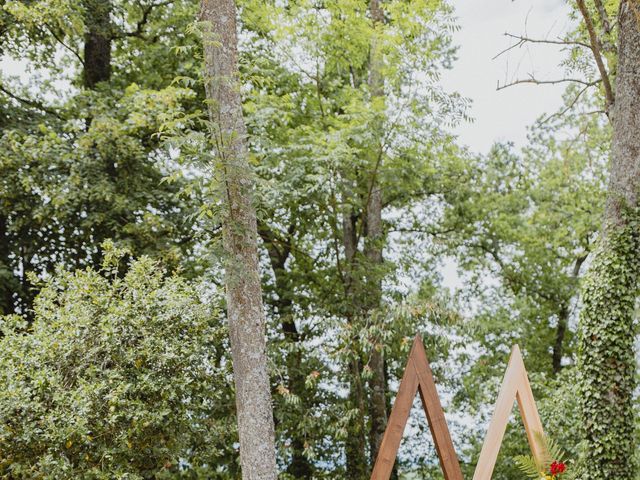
[199,0,278,478]
[0,0,200,315]
[238,0,465,475]
[576,1,640,477]
[488,1,639,473]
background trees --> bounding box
[0,0,638,478]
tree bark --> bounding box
[259,224,313,478]
[200,1,278,479]
[83,0,111,88]
[366,0,388,466]
[578,3,640,478]
[342,212,369,479]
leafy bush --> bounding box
[0,248,237,479]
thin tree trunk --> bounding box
[551,255,586,374]
[0,215,14,315]
[343,212,369,479]
[346,349,368,480]
[578,3,640,478]
[200,1,278,478]
[259,224,313,478]
[81,0,119,272]
[366,0,388,466]
[551,305,568,375]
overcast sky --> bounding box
[443,0,574,154]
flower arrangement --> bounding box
[514,434,569,480]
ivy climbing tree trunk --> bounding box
[200,1,278,479]
[578,2,640,478]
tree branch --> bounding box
[540,81,602,123]
[593,0,613,41]
[119,0,172,39]
[497,76,599,90]
[493,32,592,60]
[44,23,84,66]
[576,0,615,114]
[0,85,62,119]
[388,227,457,237]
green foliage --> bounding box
[0,246,237,479]
[0,0,636,477]
[0,0,204,315]
[576,209,640,480]
[514,433,565,479]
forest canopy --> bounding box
[0,0,638,478]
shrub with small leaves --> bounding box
[0,246,237,479]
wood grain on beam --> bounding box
[472,345,546,480]
[370,335,463,480]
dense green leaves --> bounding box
[0,0,637,477]
[0,245,237,478]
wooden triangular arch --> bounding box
[472,345,546,480]
[370,335,463,480]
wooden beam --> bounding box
[370,335,463,480]
[472,345,546,480]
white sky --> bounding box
[439,0,575,290]
[443,0,575,153]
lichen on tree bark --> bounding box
[199,0,278,478]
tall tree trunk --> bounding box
[259,224,313,478]
[83,0,111,89]
[366,0,388,466]
[200,1,278,479]
[82,0,117,271]
[578,3,640,478]
[343,213,369,480]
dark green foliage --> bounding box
[577,211,640,479]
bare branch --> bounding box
[44,23,84,65]
[497,76,599,90]
[578,109,607,116]
[44,23,84,66]
[388,227,457,237]
[593,0,616,55]
[493,32,592,60]
[593,0,613,37]
[576,0,615,114]
[119,0,173,39]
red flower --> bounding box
[550,461,566,475]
